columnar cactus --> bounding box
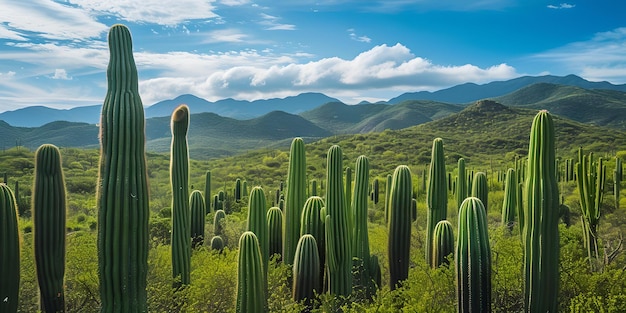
[235,178,242,202]
[267,206,283,260]
[0,184,20,313]
[471,172,488,212]
[284,137,307,265]
[213,209,226,236]
[431,220,454,268]
[371,178,379,204]
[236,232,267,313]
[523,110,560,312]
[345,166,353,214]
[171,104,191,287]
[387,165,413,290]
[190,190,206,249]
[324,145,352,296]
[210,236,224,253]
[456,158,467,208]
[292,234,321,308]
[247,186,269,279]
[205,170,212,213]
[456,197,491,313]
[384,174,392,223]
[576,147,606,267]
[426,138,448,264]
[33,144,67,312]
[501,168,517,232]
[97,24,149,312]
[615,157,622,210]
[300,196,325,285]
[310,179,318,197]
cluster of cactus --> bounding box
[235,232,267,313]
[576,147,606,268]
[97,24,150,312]
[615,157,622,210]
[523,110,560,312]
[1,183,20,312]
[426,138,448,266]
[190,190,206,249]
[456,197,491,313]
[170,104,191,287]
[33,144,67,312]
[387,165,413,290]
[284,137,307,265]
[501,168,517,232]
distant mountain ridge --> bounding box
[2,74,626,127]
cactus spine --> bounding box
[190,190,205,249]
[33,144,67,312]
[205,170,212,213]
[388,165,413,290]
[284,137,307,265]
[471,172,488,212]
[0,184,19,313]
[235,232,267,313]
[523,110,560,312]
[501,168,517,232]
[431,220,454,268]
[247,186,269,280]
[426,138,448,265]
[267,206,283,260]
[292,234,321,308]
[170,104,191,287]
[324,145,352,296]
[455,197,491,313]
[97,24,149,312]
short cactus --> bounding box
[235,232,267,313]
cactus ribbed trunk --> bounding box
[431,220,454,268]
[205,171,211,214]
[267,207,283,260]
[426,138,448,265]
[523,110,560,313]
[284,137,307,265]
[456,158,467,208]
[33,144,67,312]
[170,104,191,287]
[0,184,20,313]
[214,209,226,236]
[501,168,517,232]
[247,186,269,281]
[190,190,206,249]
[300,196,325,288]
[236,232,267,313]
[97,24,149,313]
[324,145,352,296]
[471,172,488,212]
[614,157,622,210]
[456,197,491,313]
[388,165,413,290]
[292,234,321,309]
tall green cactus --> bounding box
[0,184,20,313]
[576,147,606,268]
[235,178,242,202]
[300,196,325,286]
[431,220,454,268]
[267,206,283,260]
[236,231,267,313]
[471,172,488,212]
[456,158,467,208]
[247,186,269,280]
[97,24,149,312]
[456,197,491,313]
[501,168,517,232]
[33,144,67,312]
[292,234,321,308]
[324,145,352,296]
[388,165,413,290]
[615,157,622,210]
[190,190,206,249]
[171,104,191,287]
[426,138,448,265]
[205,170,212,214]
[284,137,307,265]
[384,174,392,223]
[523,110,560,312]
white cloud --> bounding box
[69,0,219,25]
[259,13,296,31]
[204,29,249,43]
[0,71,17,80]
[547,3,575,9]
[348,29,372,43]
[0,0,108,41]
[531,27,626,83]
[52,69,71,80]
[219,0,250,6]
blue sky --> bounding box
[0,0,625,112]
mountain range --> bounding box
[1,74,625,159]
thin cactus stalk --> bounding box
[387,165,413,290]
[501,168,517,232]
[310,179,318,197]
[615,157,622,210]
[431,220,454,268]
[242,180,248,198]
[523,110,560,313]
[205,171,211,214]
[284,137,307,265]
[235,232,267,313]
[345,166,353,216]
[300,196,325,287]
[456,197,491,313]
[247,186,269,280]
[292,234,321,309]
[456,158,467,209]
[0,183,20,313]
[235,178,242,202]
[214,209,226,236]
[324,145,352,296]
[170,104,191,287]
[33,144,67,313]
[190,190,206,249]
[97,24,149,312]
[267,207,283,260]
[371,178,379,204]
[471,172,488,212]
[384,174,392,223]
[426,138,448,265]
